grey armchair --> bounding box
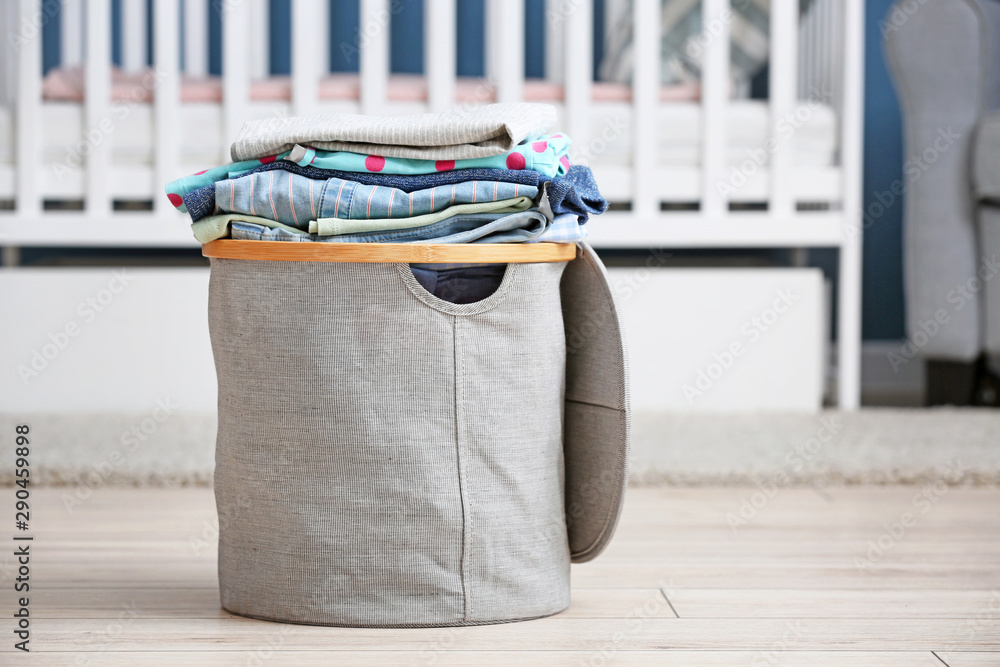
[885,0,1000,404]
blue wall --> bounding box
[862,0,905,340]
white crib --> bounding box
[0,0,865,408]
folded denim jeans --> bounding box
[191,213,305,244]
[539,166,609,223]
[185,162,606,226]
[192,209,583,245]
[310,197,533,236]
[229,210,553,244]
[216,170,539,230]
[315,210,585,243]
[182,162,543,223]
[190,198,537,243]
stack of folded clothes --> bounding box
[164,103,608,247]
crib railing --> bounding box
[0,0,864,408]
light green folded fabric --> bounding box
[309,196,534,236]
[192,213,307,243]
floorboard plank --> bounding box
[8,618,1000,652]
[667,589,1000,619]
[0,650,950,666]
[25,587,677,620]
[934,652,1000,666]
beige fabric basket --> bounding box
[206,241,628,627]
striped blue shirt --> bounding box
[215,169,539,229]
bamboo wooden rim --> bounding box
[202,240,577,264]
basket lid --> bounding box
[561,242,630,563]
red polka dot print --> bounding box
[365,155,386,172]
[435,160,455,171]
[560,155,571,170]
[506,152,526,170]
[532,140,548,153]
[259,155,277,164]
[167,193,184,208]
[194,169,208,175]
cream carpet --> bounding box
[1,408,997,486]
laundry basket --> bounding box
[203,239,629,627]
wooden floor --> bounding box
[4,486,1000,666]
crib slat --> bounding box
[16,0,42,216]
[85,0,112,215]
[700,0,730,218]
[359,0,389,114]
[62,0,84,67]
[184,0,208,77]
[486,0,524,103]
[249,0,269,80]
[154,0,180,215]
[122,0,147,71]
[631,0,659,217]
[222,1,251,157]
[798,0,817,101]
[425,0,456,112]
[827,0,846,111]
[769,0,798,217]
[838,0,866,409]
[292,0,324,115]
[563,0,592,164]
[0,2,14,105]
[545,0,565,85]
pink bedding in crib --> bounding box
[41,66,702,104]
